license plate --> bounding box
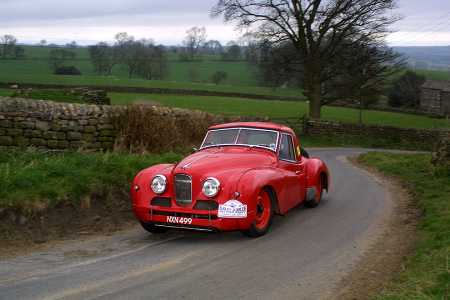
[166,216,193,225]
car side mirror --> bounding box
[192,147,198,153]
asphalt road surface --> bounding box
[0,149,393,300]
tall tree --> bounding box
[182,27,207,60]
[212,0,400,118]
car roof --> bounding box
[208,122,296,135]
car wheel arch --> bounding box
[262,185,280,215]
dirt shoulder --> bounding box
[0,190,136,259]
[329,156,420,300]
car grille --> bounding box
[151,197,171,207]
[174,174,192,205]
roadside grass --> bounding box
[110,92,450,130]
[0,150,182,211]
[358,152,450,299]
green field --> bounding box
[0,46,302,98]
[110,93,450,129]
[359,152,450,300]
[416,69,450,81]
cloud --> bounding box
[1,0,449,46]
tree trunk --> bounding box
[304,58,322,119]
[308,82,322,119]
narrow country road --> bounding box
[0,149,394,300]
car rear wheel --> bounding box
[140,221,168,234]
[305,176,323,208]
[242,189,274,238]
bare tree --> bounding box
[0,34,18,59]
[203,40,223,55]
[89,42,115,75]
[212,0,400,118]
[183,27,207,60]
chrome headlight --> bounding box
[202,177,220,198]
[151,175,167,194]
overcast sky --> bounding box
[0,0,449,46]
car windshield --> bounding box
[201,128,278,151]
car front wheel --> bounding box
[242,189,274,238]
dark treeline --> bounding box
[88,32,168,80]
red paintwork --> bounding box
[131,122,330,232]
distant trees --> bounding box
[203,40,223,55]
[88,33,168,80]
[221,42,241,61]
[388,71,426,108]
[211,71,228,84]
[66,41,78,48]
[88,42,115,75]
[181,27,207,61]
[13,46,25,59]
[48,49,77,74]
[0,34,24,59]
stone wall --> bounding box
[420,88,442,115]
[303,119,450,149]
[1,96,449,152]
[0,97,122,150]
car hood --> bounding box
[172,146,277,187]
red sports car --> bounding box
[131,122,329,237]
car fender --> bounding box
[131,163,175,205]
[305,158,330,194]
[235,168,286,215]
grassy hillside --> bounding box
[359,152,450,300]
[110,92,450,129]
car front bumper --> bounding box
[133,205,255,232]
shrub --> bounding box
[114,104,215,153]
[388,71,425,108]
[54,66,82,75]
[211,71,228,85]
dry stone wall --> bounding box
[304,119,450,149]
[0,97,122,150]
[1,96,449,152]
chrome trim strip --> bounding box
[154,224,214,232]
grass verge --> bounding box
[358,152,450,299]
[0,150,181,211]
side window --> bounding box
[279,134,296,162]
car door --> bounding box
[277,133,305,212]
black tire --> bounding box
[305,177,323,208]
[140,221,168,234]
[241,189,275,238]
